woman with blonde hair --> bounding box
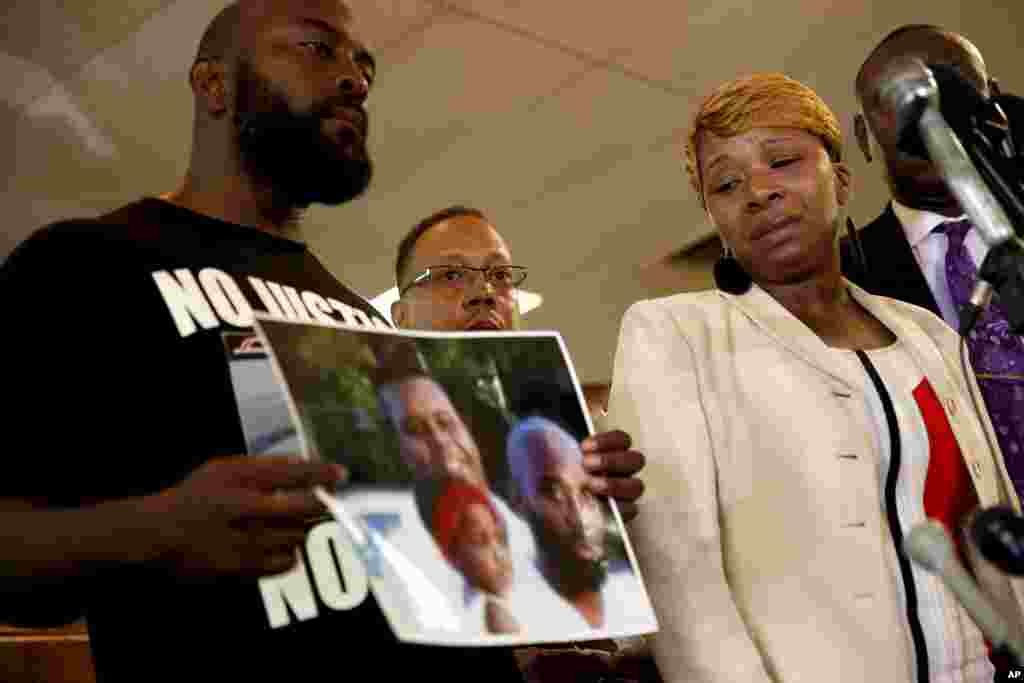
[608,73,1024,682]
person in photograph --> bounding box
[507,415,655,633]
[377,371,490,490]
[376,369,542,566]
[607,72,1024,682]
[429,478,520,634]
[376,370,589,637]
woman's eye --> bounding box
[713,179,738,194]
[301,41,334,59]
[770,157,799,168]
[441,269,464,282]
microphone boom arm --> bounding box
[917,105,1016,246]
[880,58,1024,333]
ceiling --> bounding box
[3,1,1023,383]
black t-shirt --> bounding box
[0,198,525,682]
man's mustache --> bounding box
[237,103,369,141]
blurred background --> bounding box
[3,2,1023,680]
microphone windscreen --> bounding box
[905,520,955,574]
[970,505,1024,576]
[894,63,994,159]
[928,63,992,128]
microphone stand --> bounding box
[977,240,1024,333]
[958,121,1024,333]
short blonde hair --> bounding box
[684,73,843,205]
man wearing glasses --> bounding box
[391,206,525,334]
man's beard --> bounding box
[233,58,373,209]
[530,518,608,594]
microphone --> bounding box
[970,506,1024,577]
[877,57,1024,333]
[887,63,991,160]
[928,63,1002,134]
[878,57,1016,249]
[905,520,1024,665]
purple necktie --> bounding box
[937,219,1024,497]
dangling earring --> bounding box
[713,240,753,294]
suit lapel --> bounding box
[859,205,942,316]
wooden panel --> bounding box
[0,622,96,683]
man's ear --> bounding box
[834,162,853,208]
[853,113,873,164]
[391,299,408,329]
[190,59,229,116]
[988,77,1002,98]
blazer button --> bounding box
[945,397,958,417]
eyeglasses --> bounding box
[399,265,528,296]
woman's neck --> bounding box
[762,269,848,331]
[761,269,896,350]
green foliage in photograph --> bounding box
[299,364,413,486]
[262,323,413,486]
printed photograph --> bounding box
[240,318,658,647]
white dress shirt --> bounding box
[891,199,988,328]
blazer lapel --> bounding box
[722,285,858,388]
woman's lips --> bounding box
[466,319,501,331]
[751,216,800,242]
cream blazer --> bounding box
[607,282,1024,683]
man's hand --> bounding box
[580,430,645,522]
[516,646,614,683]
[141,455,346,579]
[517,641,663,683]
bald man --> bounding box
[508,417,609,625]
[841,25,1024,499]
[507,417,657,635]
[0,2,523,681]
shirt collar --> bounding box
[890,199,966,248]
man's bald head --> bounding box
[195,3,242,64]
[854,25,990,214]
[183,0,372,218]
[194,1,354,66]
[856,25,989,103]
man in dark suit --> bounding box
[842,24,1024,311]
[842,24,1024,500]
